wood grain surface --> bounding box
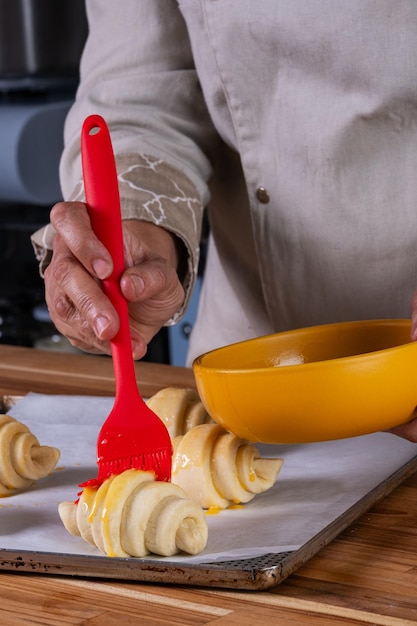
[0,344,417,625]
[0,344,195,397]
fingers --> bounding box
[44,206,186,360]
[50,202,113,281]
[121,258,185,349]
[44,231,121,355]
[121,258,181,309]
[411,290,417,340]
[117,220,186,352]
[48,203,150,356]
[389,414,417,444]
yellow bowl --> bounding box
[192,319,417,443]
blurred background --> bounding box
[0,0,202,365]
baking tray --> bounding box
[1,394,417,591]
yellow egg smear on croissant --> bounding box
[58,469,208,558]
[59,388,284,558]
[171,424,283,509]
[146,388,284,511]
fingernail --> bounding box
[92,259,112,280]
[131,337,140,354]
[95,315,111,337]
[121,275,145,300]
[136,276,145,294]
[131,335,146,359]
[126,275,145,297]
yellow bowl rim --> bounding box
[192,318,415,375]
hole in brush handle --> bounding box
[88,125,101,136]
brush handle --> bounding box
[81,114,138,398]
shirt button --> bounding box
[256,186,270,204]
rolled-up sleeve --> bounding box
[32,0,218,318]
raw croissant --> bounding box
[146,387,213,439]
[172,423,283,509]
[58,469,208,557]
[0,414,60,496]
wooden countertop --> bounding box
[0,343,195,397]
[0,344,417,625]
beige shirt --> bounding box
[32,0,417,365]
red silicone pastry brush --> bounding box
[79,114,172,487]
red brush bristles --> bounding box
[79,448,172,489]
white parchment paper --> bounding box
[2,393,416,565]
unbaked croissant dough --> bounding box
[146,387,213,439]
[59,388,282,556]
[58,469,208,557]
[0,414,60,496]
[172,423,283,509]
[148,388,283,509]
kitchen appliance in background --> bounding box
[0,0,88,82]
[0,0,88,205]
[0,0,87,348]
[0,0,202,364]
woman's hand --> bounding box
[411,289,417,342]
[389,417,417,443]
[398,291,417,440]
[44,201,185,359]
